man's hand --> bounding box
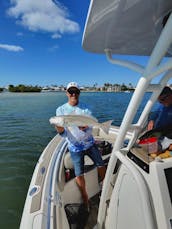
[55,126,64,134]
[147,120,154,131]
[78,126,88,131]
[169,144,172,151]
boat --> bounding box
[41,87,63,92]
[20,0,172,228]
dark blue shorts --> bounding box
[70,144,104,177]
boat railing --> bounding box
[45,138,68,229]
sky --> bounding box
[0,0,168,88]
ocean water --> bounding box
[0,91,149,229]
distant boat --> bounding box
[41,87,63,92]
[20,1,172,229]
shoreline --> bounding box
[0,90,134,93]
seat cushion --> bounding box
[64,151,74,169]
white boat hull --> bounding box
[20,126,125,229]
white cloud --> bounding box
[0,44,24,52]
[48,45,59,52]
[7,0,80,37]
[51,33,62,39]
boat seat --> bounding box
[64,151,74,169]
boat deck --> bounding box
[85,194,100,229]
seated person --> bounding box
[147,86,172,152]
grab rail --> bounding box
[105,49,144,73]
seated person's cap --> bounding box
[160,86,172,96]
[67,82,80,90]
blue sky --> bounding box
[0,0,159,87]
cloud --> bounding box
[48,45,59,52]
[51,33,62,39]
[0,44,24,52]
[7,0,80,37]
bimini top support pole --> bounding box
[105,49,144,74]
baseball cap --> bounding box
[159,86,172,96]
[66,82,80,90]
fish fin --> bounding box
[100,120,113,134]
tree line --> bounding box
[8,84,41,92]
[0,82,135,93]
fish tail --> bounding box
[99,120,113,134]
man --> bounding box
[147,86,172,151]
[55,82,106,208]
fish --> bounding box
[49,114,113,134]
[139,125,172,140]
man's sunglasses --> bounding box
[67,88,80,95]
[158,94,169,102]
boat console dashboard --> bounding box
[128,144,172,173]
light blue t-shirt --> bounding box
[56,102,95,152]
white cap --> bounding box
[66,82,80,90]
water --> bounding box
[0,91,150,229]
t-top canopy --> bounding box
[82,0,172,56]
